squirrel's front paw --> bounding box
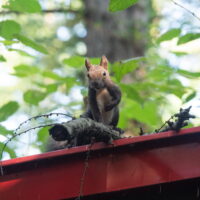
[105,104,114,112]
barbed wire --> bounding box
[0,112,74,176]
[13,112,74,135]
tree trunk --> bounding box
[84,0,152,62]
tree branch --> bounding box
[171,0,200,22]
[0,9,79,15]
[49,118,122,147]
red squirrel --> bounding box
[82,56,121,127]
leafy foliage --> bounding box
[23,90,48,105]
[177,33,200,45]
[157,29,181,43]
[0,0,199,160]
[3,0,41,13]
[0,55,6,62]
[0,20,21,40]
[109,0,138,12]
[15,34,48,54]
[112,57,144,82]
[0,142,16,159]
[0,101,19,122]
[12,64,40,77]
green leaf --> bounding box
[148,65,174,82]
[37,127,49,142]
[0,142,16,159]
[119,99,158,127]
[0,55,6,62]
[46,84,58,93]
[0,101,19,122]
[63,56,100,68]
[13,64,40,77]
[8,48,35,57]
[120,83,143,103]
[109,0,138,12]
[15,34,48,54]
[177,33,200,45]
[112,57,144,82]
[23,90,47,105]
[65,77,79,92]
[37,127,49,152]
[43,71,64,81]
[0,125,13,136]
[157,29,181,43]
[157,79,186,98]
[0,40,19,45]
[0,20,21,40]
[171,51,188,56]
[183,91,196,103]
[177,69,200,78]
[4,0,41,13]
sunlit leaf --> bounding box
[0,55,6,62]
[43,71,64,80]
[157,79,186,98]
[171,51,188,56]
[65,77,79,92]
[0,142,16,159]
[63,56,100,68]
[177,69,200,78]
[0,40,19,45]
[8,48,34,57]
[37,127,49,152]
[0,20,21,40]
[177,33,200,45]
[0,125,13,136]
[120,83,143,103]
[46,84,58,93]
[3,0,41,13]
[109,0,138,12]
[119,98,158,128]
[157,29,181,43]
[0,101,19,122]
[13,64,40,77]
[15,34,48,54]
[112,57,144,82]
[148,65,174,82]
[23,90,47,105]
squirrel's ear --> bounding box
[85,58,92,71]
[100,55,108,69]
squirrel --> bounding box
[81,55,121,128]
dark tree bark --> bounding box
[83,0,152,62]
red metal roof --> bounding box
[1,126,200,200]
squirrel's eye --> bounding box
[87,74,90,78]
[103,72,106,76]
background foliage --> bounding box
[0,0,200,159]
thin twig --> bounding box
[0,9,79,15]
[170,0,200,22]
